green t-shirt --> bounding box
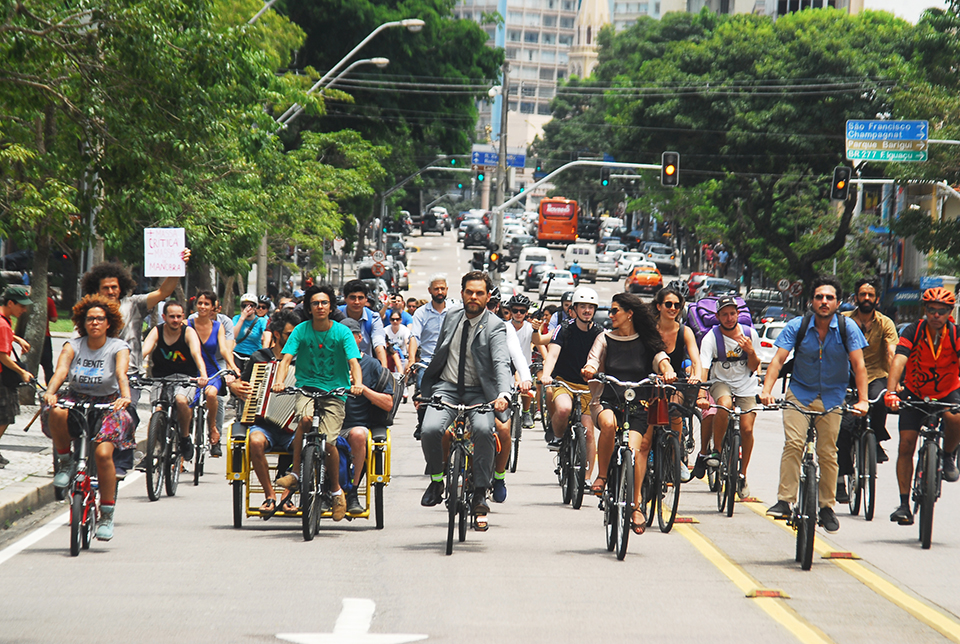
[283,320,360,398]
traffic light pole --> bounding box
[491,62,510,284]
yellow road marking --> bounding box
[676,524,834,644]
[741,501,960,642]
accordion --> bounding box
[240,361,298,431]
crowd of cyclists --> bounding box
[2,248,959,552]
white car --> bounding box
[755,322,791,371]
[539,269,576,300]
[596,254,618,280]
[502,224,527,246]
[499,280,520,302]
[615,252,651,278]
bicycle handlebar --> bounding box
[845,387,888,405]
[274,386,352,399]
[894,398,960,416]
[57,399,116,411]
[413,395,493,415]
[764,399,844,417]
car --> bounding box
[756,322,792,372]
[625,265,663,294]
[503,224,527,247]
[462,222,491,249]
[539,269,576,300]
[596,254,618,280]
[516,247,552,281]
[624,230,645,249]
[696,278,740,300]
[744,288,785,319]
[604,242,627,256]
[458,217,483,242]
[430,206,451,231]
[758,305,800,324]
[357,264,397,292]
[386,241,407,263]
[359,278,391,311]
[592,305,613,331]
[395,261,409,291]
[596,235,620,254]
[615,251,650,278]
[524,261,557,292]
[687,272,711,299]
[506,234,535,260]
[563,243,599,283]
[618,258,658,281]
[645,244,680,275]
[499,280,520,301]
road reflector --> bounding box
[739,496,762,503]
[747,589,790,599]
[822,551,861,560]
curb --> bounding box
[0,477,57,528]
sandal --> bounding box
[591,477,607,497]
[259,498,277,521]
[473,514,489,532]
[278,489,298,514]
[631,505,646,535]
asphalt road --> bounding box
[2,230,960,644]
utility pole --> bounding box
[492,62,510,284]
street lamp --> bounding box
[276,57,390,127]
[275,18,423,129]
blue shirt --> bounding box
[411,301,448,363]
[231,315,266,356]
[337,305,386,355]
[774,313,868,409]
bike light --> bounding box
[624,388,636,402]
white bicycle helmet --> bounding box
[572,286,599,306]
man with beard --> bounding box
[761,275,869,533]
[418,272,511,532]
[408,274,449,439]
[835,278,898,503]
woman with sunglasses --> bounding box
[44,295,134,541]
[384,310,411,373]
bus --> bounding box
[537,197,579,246]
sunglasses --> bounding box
[511,308,528,315]
[609,306,622,314]
[813,294,836,301]
[86,315,107,323]
[257,304,269,309]
[391,316,402,321]
[927,307,951,316]
[660,301,681,309]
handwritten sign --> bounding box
[144,228,185,277]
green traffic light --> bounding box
[451,158,457,166]
[478,173,485,182]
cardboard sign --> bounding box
[144,228,185,277]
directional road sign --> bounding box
[846,120,928,162]
[471,145,526,169]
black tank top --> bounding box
[602,333,655,401]
[152,324,198,378]
[666,324,687,374]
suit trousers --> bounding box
[421,381,496,489]
[777,389,842,509]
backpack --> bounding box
[906,319,959,357]
[779,311,851,388]
[687,296,754,348]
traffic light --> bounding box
[457,180,464,190]
[601,167,611,187]
[661,151,680,187]
[476,169,485,182]
[830,166,852,201]
[450,158,458,166]
[488,249,507,272]
[535,158,542,173]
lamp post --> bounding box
[276,57,390,128]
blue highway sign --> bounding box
[846,120,928,142]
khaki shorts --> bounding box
[708,382,757,413]
[295,394,345,440]
[550,378,592,415]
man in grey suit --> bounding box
[419,271,512,531]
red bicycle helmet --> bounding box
[921,287,956,307]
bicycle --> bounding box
[895,397,960,550]
[841,388,887,521]
[415,396,493,555]
[767,399,844,571]
[707,401,750,518]
[187,369,232,486]
[544,381,587,510]
[506,387,523,474]
[274,386,351,541]
[133,374,197,501]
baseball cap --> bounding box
[240,293,257,306]
[341,317,363,335]
[716,295,738,312]
[3,285,31,306]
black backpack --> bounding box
[780,311,850,389]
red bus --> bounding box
[538,197,578,246]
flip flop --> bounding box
[259,498,277,521]
[278,489,298,514]
[631,506,646,535]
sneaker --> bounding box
[413,426,422,441]
[210,442,222,458]
[522,411,534,429]
[319,496,332,513]
[547,437,562,452]
[95,505,115,541]
[705,452,720,468]
[53,456,74,488]
[737,475,750,499]
[0,452,9,466]
[876,444,889,463]
[134,457,148,472]
[346,489,363,514]
[691,454,708,480]
[331,493,347,521]
[766,500,791,519]
[180,435,194,462]
[942,452,959,483]
[491,477,507,503]
[679,461,692,483]
[836,480,850,504]
[420,480,444,507]
[818,506,840,533]
[276,473,300,492]
[890,504,914,525]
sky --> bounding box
[864,0,949,23]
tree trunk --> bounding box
[222,274,236,317]
[20,233,50,404]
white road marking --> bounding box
[277,598,428,644]
[0,472,142,567]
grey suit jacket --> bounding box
[421,308,513,403]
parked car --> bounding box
[596,254,618,281]
[756,322,792,372]
[758,306,800,324]
[695,278,740,300]
[539,270,577,300]
[625,265,663,294]
[462,222,491,249]
[524,261,557,292]
[506,234,535,260]
[744,288,785,319]
[516,247,552,281]
[686,272,711,299]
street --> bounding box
[2,230,960,643]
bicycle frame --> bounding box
[545,382,587,509]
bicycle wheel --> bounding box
[717,431,730,513]
[232,480,244,528]
[725,431,740,518]
[300,444,318,541]
[799,463,817,570]
[192,405,204,486]
[81,496,95,550]
[508,408,521,474]
[604,461,618,552]
[458,459,471,543]
[571,423,587,510]
[658,434,682,532]
[446,446,464,555]
[682,409,701,459]
[164,423,181,497]
[539,386,551,435]
[919,443,937,550]
[863,432,877,522]
[145,411,166,502]
[70,492,83,557]
[559,431,572,505]
[374,449,385,530]
[615,448,635,561]
[848,434,862,516]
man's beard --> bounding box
[432,293,445,304]
[857,300,875,314]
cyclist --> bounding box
[339,280,388,369]
[761,275,869,533]
[582,292,675,534]
[836,277,898,503]
[698,295,760,498]
[272,284,364,522]
[547,291,575,333]
[408,274,450,439]
[141,300,209,460]
[506,294,537,428]
[884,287,960,525]
[541,287,602,483]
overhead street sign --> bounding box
[846,120,928,141]
[846,119,929,162]
[846,149,928,162]
[471,151,526,168]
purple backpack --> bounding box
[686,296,754,349]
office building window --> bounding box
[558,34,573,45]
[538,103,552,115]
[543,14,557,26]
[524,31,539,43]
[557,70,566,80]
[521,102,535,114]
[540,86,554,98]
[559,52,568,64]
[540,67,555,80]
[521,66,538,79]
[508,10,523,21]
[506,47,518,59]
[560,16,575,28]
[563,0,575,9]
[522,85,536,97]
[509,85,519,95]
[526,49,539,61]
[509,101,518,111]
[525,12,540,25]
[542,32,556,44]
[508,29,521,42]
[541,49,556,62]
[485,28,495,40]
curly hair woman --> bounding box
[43,294,134,541]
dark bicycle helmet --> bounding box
[560,290,575,304]
[489,286,502,302]
[507,293,532,309]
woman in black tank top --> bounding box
[654,287,702,379]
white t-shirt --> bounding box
[385,325,411,358]
[511,320,533,366]
[700,324,760,397]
